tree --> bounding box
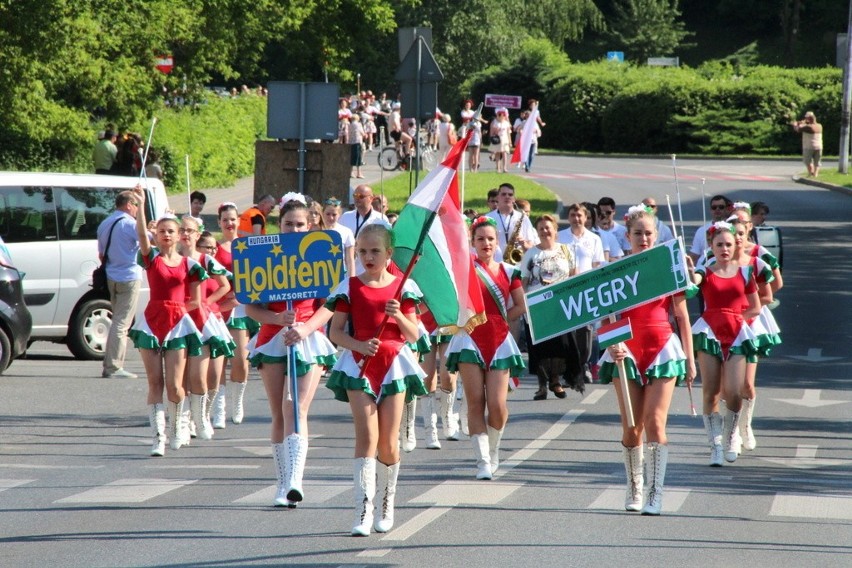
[607,0,694,63]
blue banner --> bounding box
[232,231,344,304]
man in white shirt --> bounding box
[557,203,605,273]
[339,184,389,274]
[689,194,731,263]
[596,197,631,255]
[641,197,675,243]
[484,183,538,261]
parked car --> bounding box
[0,239,32,372]
[0,172,168,360]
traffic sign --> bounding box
[525,239,689,343]
[395,38,444,83]
[155,55,173,74]
[231,230,344,304]
[484,94,522,109]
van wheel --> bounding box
[67,299,112,360]
[0,329,12,372]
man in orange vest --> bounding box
[238,194,276,237]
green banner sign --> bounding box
[525,239,689,344]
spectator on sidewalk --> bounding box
[93,130,118,175]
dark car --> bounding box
[0,242,32,372]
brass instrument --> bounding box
[503,213,525,265]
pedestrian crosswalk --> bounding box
[527,172,786,183]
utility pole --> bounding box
[840,0,852,173]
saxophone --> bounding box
[503,213,525,265]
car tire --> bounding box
[0,328,12,372]
[67,299,113,360]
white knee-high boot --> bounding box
[421,394,441,449]
[472,433,492,480]
[285,434,308,504]
[203,388,217,432]
[723,409,741,463]
[702,413,723,466]
[622,444,644,512]
[487,425,504,474]
[438,388,460,440]
[229,380,247,424]
[641,442,668,516]
[374,460,400,533]
[168,399,185,450]
[351,457,376,536]
[272,442,288,507]
[740,397,757,450]
[400,398,417,452]
[190,393,213,440]
[211,387,226,429]
[149,403,166,457]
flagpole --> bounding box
[138,117,158,181]
[609,314,635,429]
[185,155,192,214]
[671,154,685,239]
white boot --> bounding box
[421,394,441,449]
[438,388,460,440]
[286,434,308,505]
[400,398,417,452]
[203,388,217,432]
[211,387,226,429]
[472,433,492,480]
[149,403,166,457]
[190,393,213,440]
[622,444,644,512]
[458,396,469,436]
[181,403,193,445]
[641,443,668,516]
[351,457,376,536]
[272,443,288,507]
[702,413,723,466]
[230,380,247,424]
[723,409,741,463]
[487,425,504,474]
[168,399,184,450]
[740,397,757,450]
[374,461,400,533]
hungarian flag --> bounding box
[392,132,486,334]
[511,105,539,164]
[597,318,633,349]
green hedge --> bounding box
[467,58,842,155]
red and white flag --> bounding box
[511,105,539,164]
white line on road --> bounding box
[144,465,259,469]
[0,464,105,470]
[0,479,34,492]
[770,493,852,520]
[587,485,690,511]
[582,388,607,405]
[56,478,197,504]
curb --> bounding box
[792,175,852,197]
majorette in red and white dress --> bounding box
[691,265,759,361]
[187,253,235,359]
[246,298,337,377]
[598,295,688,386]
[445,258,525,377]
[214,243,260,335]
[130,249,205,354]
[325,276,427,403]
[746,245,782,357]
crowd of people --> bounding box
[95,98,785,533]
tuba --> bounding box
[503,213,525,265]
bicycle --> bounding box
[378,138,436,172]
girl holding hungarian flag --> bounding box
[446,216,526,481]
[597,205,695,516]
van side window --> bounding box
[1,186,56,243]
[55,187,120,240]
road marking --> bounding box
[759,444,846,469]
[582,389,607,405]
[772,389,848,408]
[587,485,690,511]
[356,548,393,558]
[770,494,852,520]
[0,464,104,470]
[380,409,584,543]
[235,446,273,456]
[56,478,197,504]
[144,465,259,469]
[0,479,34,492]
[233,481,349,505]
[786,348,844,363]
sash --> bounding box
[474,259,508,320]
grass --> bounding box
[371,170,559,219]
[814,169,852,189]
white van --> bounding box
[0,172,169,359]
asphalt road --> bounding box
[2,156,850,568]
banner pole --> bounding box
[610,314,635,429]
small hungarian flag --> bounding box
[597,318,633,349]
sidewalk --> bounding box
[167,148,397,223]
